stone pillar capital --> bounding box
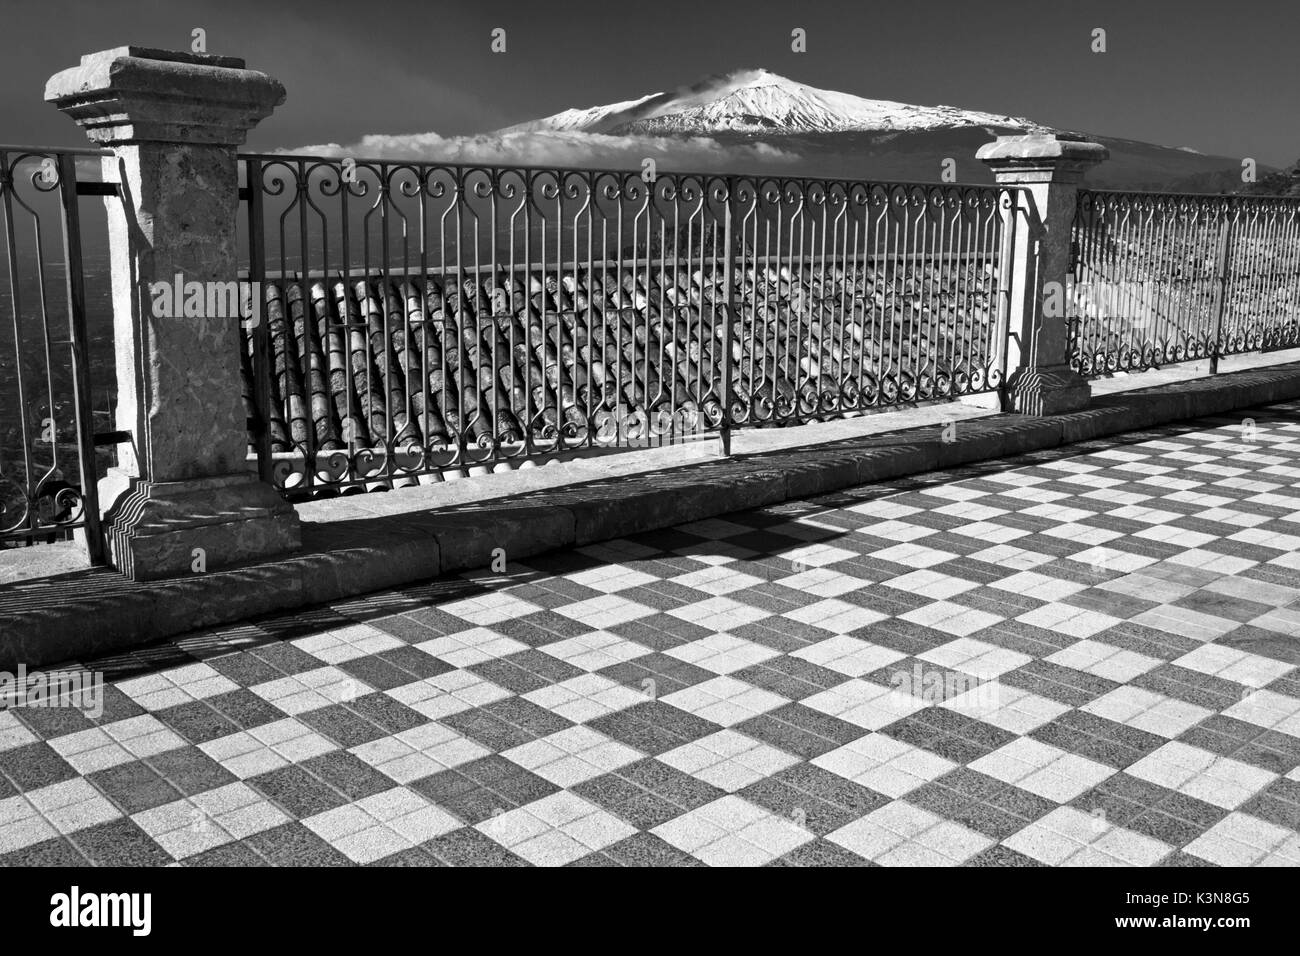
[976,133,1109,185]
[45,47,285,146]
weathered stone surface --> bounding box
[976,133,1110,177]
[47,47,298,581]
[1008,365,1094,416]
[103,474,300,580]
[431,506,576,574]
[44,47,284,145]
[981,133,1107,416]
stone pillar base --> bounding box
[99,472,300,581]
[1008,364,1092,416]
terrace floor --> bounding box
[3,401,1300,866]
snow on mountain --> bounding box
[295,67,1246,192]
[499,68,1048,137]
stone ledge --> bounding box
[3,360,1300,669]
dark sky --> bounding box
[2,0,1296,165]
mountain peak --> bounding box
[499,69,1047,137]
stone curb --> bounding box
[3,361,1299,670]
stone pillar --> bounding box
[977,132,1108,415]
[46,47,300,580]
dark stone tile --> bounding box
[0,836,87,867]
[298,704,389,748]
[737,703,864,760]
[619,581,706,612]
[597,653,715,696]
[905,779,973,817]
[345,693,429,735]
[571,772,644,809]
[86,686,147,725]
[369,614,441,644]
[593,831,696,866]
[1127,810,1205,847]
[87,760,182,814]
[771,762,889,816]
[300,750,393,801]
[953,803,1034,840]
[152,701,240,745]
[984,784,1055,823]
[438,707,534,752]
[606,789,686,829]
[1065,588,1159,620]
[411,778,502,825]
[206,651,286,686]
[928,767,1006,801]
[247,643,322,677]
[368,846,444,867]
[729,618,828,653]
[732,656,849,700]
[964,845,1045,867]
[880,709,1014,764]
[338,655,423,691]
[1069,787,1146,828]
[606,617,704,652]
[412,756,558,823]
[492,611,594,646]
[245,821,353,865]
[1240,792,1300,832]
[1133,664,1244,711]
[1221,627,1300,666]
[11,702,95,739]
[146,745,237,796]
[738,778,860,836]
[462,754,558,804]
[0,742,78,791]
[1092,624,1198,661]
[184,841,270,867]
[482,695,574,738]
[70,818,172,866]
[1173,590,1273,624]
[249,765,348,818]
[467,659,553,695]
[1159,850,1216,867]
[1001,659,1118,707]
[588,701,720,756]
[978,622,1075,659]
[769,839,874,867]
[206,689,285,730]
[421,827,529,866]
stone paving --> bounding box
[3,403,1300,866]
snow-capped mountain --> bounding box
[490,67,1254,191]
[300,68,1254,193]
[501,68,1047,137]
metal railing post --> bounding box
[719,177,738,456]
[1208,208,1233,375]
[56,152,105,565]
[245,157,273,484]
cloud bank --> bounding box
[283,129,803,174]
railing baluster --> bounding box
[56,152,104,564]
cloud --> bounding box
[281,129,803,174]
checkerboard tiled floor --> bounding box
[5,404,1300,866]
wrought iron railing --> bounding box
[1068,189,1300,377]
[0,145,115,559]
[238,154,1019,499]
